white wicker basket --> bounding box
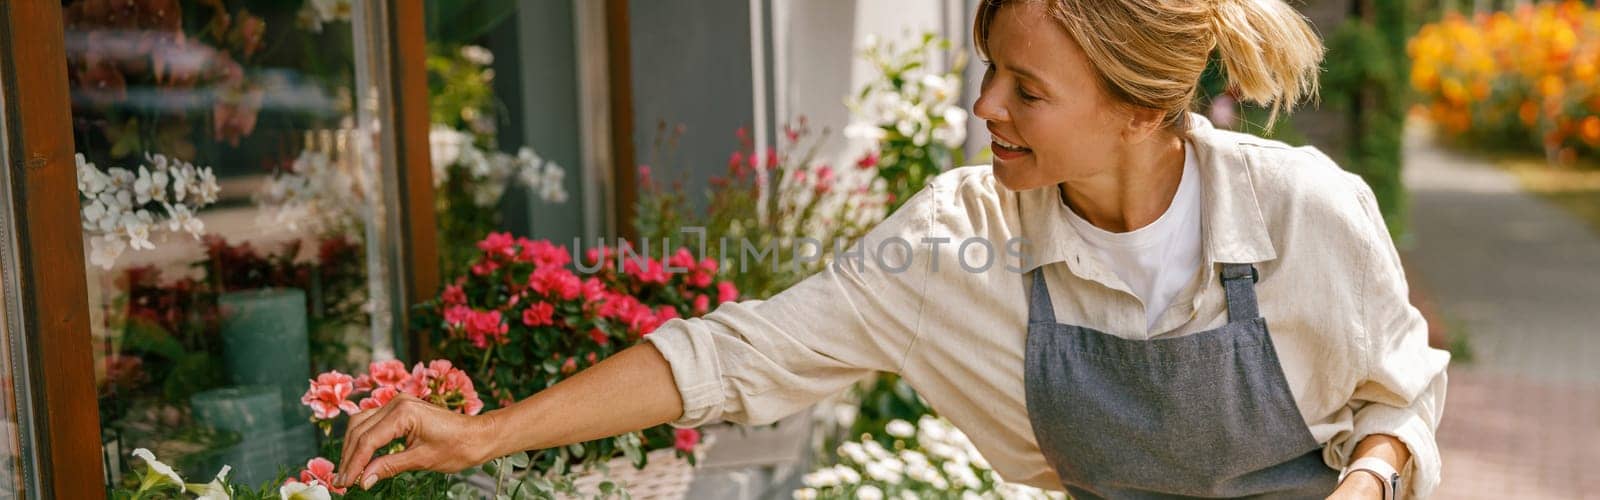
[564,434,715,500]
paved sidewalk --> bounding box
[1402,122,1600,498]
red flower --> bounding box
[441,284,467,306]
[299,457,347,494]
[674,428,701,453]
[522,301,556,327]
[585,352,598,365]
[765,148,779,170]
[667,248,696,272]
[717,282,740,303]
[857,151,880,170]
[352,374,373,393]
[464,309,509,349]
[561,357,577,375]
[443,305,472,329]
[622,258,670,285]
[588,328,610,346]
[692,294,710,315]
[529,266,582,300]
[477,232,518,260]
[301,371,360,420]
[520,240,571,269]
[471,258,501,277]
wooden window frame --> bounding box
[0,3,441,498]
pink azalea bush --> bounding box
[415,233,733,473]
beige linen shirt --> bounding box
[644,114,1450,498]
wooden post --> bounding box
[0,2,107,498]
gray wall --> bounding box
[628,0,757,214]
[492,0,586,244]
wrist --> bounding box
[1339,469,1386,496]
[470,409,509,463]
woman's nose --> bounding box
[972,88,1007,123]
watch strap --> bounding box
[1338,456,1400,500]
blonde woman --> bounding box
[334,0,1449,498]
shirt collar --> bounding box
[1013,112,1277,273]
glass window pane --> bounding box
[58,1,401,490]
[0,57,38,500]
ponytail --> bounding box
[1210,0,1325,128]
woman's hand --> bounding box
[1326,473,1384,499]
[332,394,499,490]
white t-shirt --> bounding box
[1064,142,1203,332]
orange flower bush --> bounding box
[1412,1,1600,163]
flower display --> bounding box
[846,33,970,211]
[300,359,483,434]
[79,152,221,269]
[794,416,1064,500]
[1411,2,1600,162]
[415,233,727,478]
[428,125,568,208]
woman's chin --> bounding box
[992,160,1047,192]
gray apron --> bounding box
[1023,263,1338,499]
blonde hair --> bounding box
[973,0,1324,131]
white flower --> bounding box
[186,465,231,500]
[82,200,109,232]
[89,234,126,270]
[844,121,888,142]
[461,147,491,179]
[77,154,109,196]
[164,203,205,239]
[917,415,948,443]
[838,441,871,464]
[429,125,469,175]
[864,460,902,484]
[898,450,929,467]
[170,163,195,203]
[920,74,957,107]
[279,480,331,500]
[863,439,892,461]
[802,467,840,488]
[194,167,221,204]
[107,167,135,192]
[944,461,983,490]
[145,152,171,172]
[538,163,568,203]
[856,484,884,500]
[792,488,818,500]
[131,448,184,489]
[833,465,861,484]
[134,166,169,205]
[120,212,154,251]
[934,106,969,148]
[885,419,915,438]
[459,45,495,66]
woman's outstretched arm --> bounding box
[331,343,682,490]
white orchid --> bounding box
[164,203,205,239]
[170,163,195,202]
[89,234,127,270]
[185,464,232,500]
[77,154,109,195]
[537,162,568,203]
[279,480,332,500]
[194,167,221,204]
[120,211,155,251]
[131,448,185,491]
[106,167,135,192]
[134,166,169,205]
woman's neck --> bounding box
[1058,133,1187,233]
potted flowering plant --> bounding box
[844,33,971,213]
[110,358,479,500]
[795,416,1064,500]
[413,233,732,497]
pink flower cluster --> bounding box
[284,457,345,494]
[301,359,483,422]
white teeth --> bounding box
[994,137,1027,150]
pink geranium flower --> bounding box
[299,457,347,494]
[368,359,410,388]
[522,301,555,327]
[358,386,399,412]
[301,371,360,420]
[477,232,518,260]
[674,428,701,453]
[717,281,739,303]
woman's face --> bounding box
[973,1,1133,191]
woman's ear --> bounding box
[1121,106,1167,143]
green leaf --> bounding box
[508,450,530,468]
[569,442,585,459]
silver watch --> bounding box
[1338,456,1401,500]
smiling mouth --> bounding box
[993,137,1031,154]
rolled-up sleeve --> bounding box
[644,184,941,427]
[1326,179,1451,499]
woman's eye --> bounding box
[1018,87,1039,103]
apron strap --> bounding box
[1027,269,1057,325]
[1219,263,1261,321]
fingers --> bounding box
[335,400,414,488]
[357,448,423,490]
[338,401,393,480]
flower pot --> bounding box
[565,435,715,500]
